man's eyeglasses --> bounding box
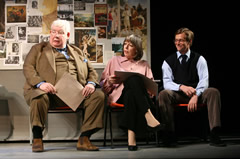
[50,30,65,36]
[174,39,186,43]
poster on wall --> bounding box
[94,4,108,26]
[17,26,27,41]
[0,48,6,59]
[6,5,27,23]
[111,37,124,56]
[75,28,97,62]
[57,4,74,21]
[93,43,104,64]
[0,39,6,59]
[74,14,94,27]
[0,0,5,37]
[5,25,17,41]
[0,40,6,53]
[98,26,107,39]
[74,0,86,11]
[4,56,20,66]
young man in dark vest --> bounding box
[158,28,226,147]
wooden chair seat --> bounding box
[48,105,84,113]
[175,103,206,107]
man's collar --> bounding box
[56,47,67,52]
[177,50,191,59]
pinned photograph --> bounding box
[111,37,124,56]
[75,28,96,62]
[28,15,42,27]
[94,4,107,26]
[97,26,106,39]
[57,4,74,21]
[0,39,6,53]
[5,25,16,40]
[6,5,26,23]
[18,26,26,41]
[27,34,39,43]
[4,56,20,66]
[96,43,104,63]
[74,14,94,27]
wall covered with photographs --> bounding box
[0,0,150,70]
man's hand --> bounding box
[180,85,196,97]
[39,82,57,94]
[82,83,95,97]
[188,94,198,112]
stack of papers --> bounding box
[114,71,158,96]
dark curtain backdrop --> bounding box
[150,1,240,134]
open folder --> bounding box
[114,71,158,96]
[55,73,84,111]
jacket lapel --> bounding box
[67,44,84,75]
[43,43,56,73]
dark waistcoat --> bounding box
[165,51,200,88]
[54,50,78,83]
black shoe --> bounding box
[128,145,138,151]
[147,124,165,132]
[210,132,226,147]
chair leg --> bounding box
[154,95,160,145]
[146,132,149,145]
[202,110,209,142]
[109,109,114,148]
[103,107,109,146]
[146,131,159,146]
[29,117,32,145]
[155,131,159,145]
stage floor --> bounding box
[1,136,240,158]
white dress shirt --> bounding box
[162,50,209,96]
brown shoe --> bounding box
[32,138,44,152]
[77,136,99,151]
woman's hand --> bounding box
[108,75,121,84]
[147,90,154,98]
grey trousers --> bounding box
[158,88,221,132]
[29,89,105,133]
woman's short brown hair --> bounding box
[121,34,143,61]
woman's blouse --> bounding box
[100,55,154,104]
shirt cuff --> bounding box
[196,90,202,97]
[36,81,45,88]
[87,81,96,87]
